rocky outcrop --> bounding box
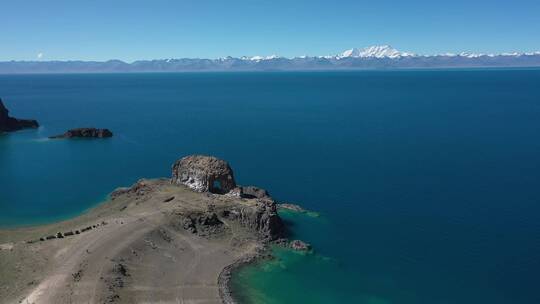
[49,128,113,139]
[110,179,157,200]
[222,199,284,241]
[0,98,39,133]
[171,155,236,194]
[180,211,226,237]
[171,155,283,240]
[238,186,271,199]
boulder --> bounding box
[49,128,113,139]
[171,155,236,194]
[0,98,39,133]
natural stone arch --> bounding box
[171,155,236,194]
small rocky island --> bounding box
[0,155,306,304]
[0,98,39,133]
[49,127,113,139]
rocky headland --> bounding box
[49,128,113,139]
[0,155,305,304]
[0,98,39,133]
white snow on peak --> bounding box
[502,52,522,57]
[167,47,540,62]
[241,54,281,61]
[231,48,540,61]
[334,46,540,59]
[457,51,533,58]
[459,52,484,58]
[458,52,502,58]
[337,45,416,59]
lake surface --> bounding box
[1,70,540,303]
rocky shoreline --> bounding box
[0,98,39,133]
[218,239,312,304]
[218,247,269,304]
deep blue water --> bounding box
[1,70,540,303]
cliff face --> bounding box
[0,99,39,133]
[227,199,284,240]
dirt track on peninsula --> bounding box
[0,180,262,304]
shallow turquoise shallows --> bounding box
[1,70,540,304]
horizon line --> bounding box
[3,45,540,63]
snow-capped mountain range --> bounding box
[337,45,416,59]
[1,45,540,73]
[242,45,540,60]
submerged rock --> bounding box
[49,128,113,139]
[290,239,311,251]
[171,155,236,194]
[278,203,306,213]
[0,98,39,133]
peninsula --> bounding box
[0,98,39,133]
[0,155,301,304]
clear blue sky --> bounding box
[1,0,539,62]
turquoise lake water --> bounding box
[1,70,540,303]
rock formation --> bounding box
[49,128,113,139]
[221,199,284,240]
[237,186,271,199]
[180,211,226,237]
[110,179,156,200]
[0,98,39,133]
[226,186,271,199]
[170,155,284,240]
[171,155,236,194]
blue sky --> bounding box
[1,0,539,61]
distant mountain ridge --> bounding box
[336,45,416,59]
[1,45,540,73]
